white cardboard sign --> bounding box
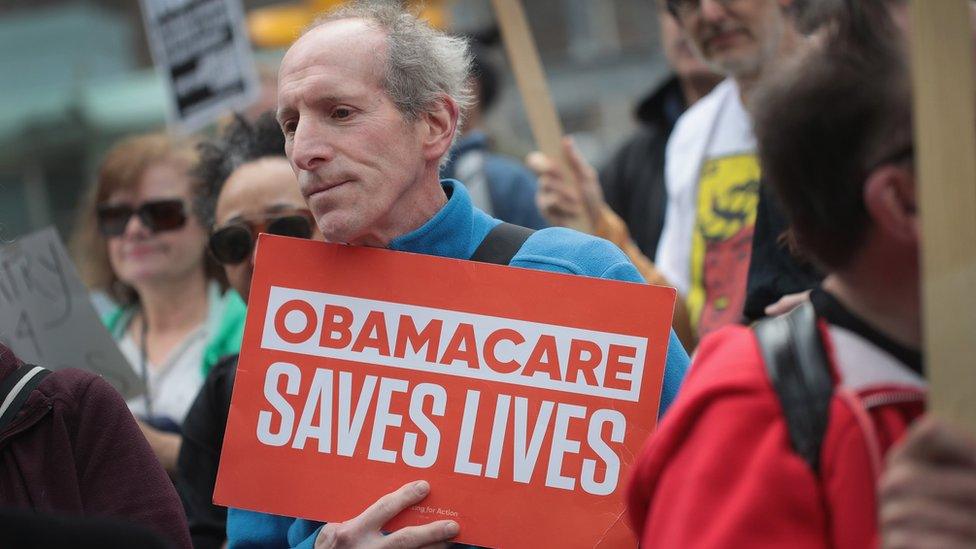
[0,228,142,399]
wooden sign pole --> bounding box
[489,0,569,179]
[910,0,976,433]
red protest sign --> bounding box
[214,235,676,548]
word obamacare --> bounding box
[260,287,649,401]
[258,365,626,496]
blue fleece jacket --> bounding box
[227,180,689,549]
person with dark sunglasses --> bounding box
[72,132,246,477]
[208,208,317,295]
[175,112,323,549]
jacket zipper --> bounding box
[860,391,925,410]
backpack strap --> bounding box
[0,364,51,433]
[753,302,834,473]
[469,222,536,265]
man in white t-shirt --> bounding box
[655,0,804,339]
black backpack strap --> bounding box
[0,364,51,433]
[753,302,833,473]
[469,222,536,265]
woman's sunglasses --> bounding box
[96,199,188,237]
[209,210,316,264]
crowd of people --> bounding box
[1,0,975,547]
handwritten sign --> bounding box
[0,228,142,399]
[215,235,676,548]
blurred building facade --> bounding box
[0,0,668,241]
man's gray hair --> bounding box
[308,0,474,138]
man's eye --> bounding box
[281,120,297,135]
[333,107,352,120]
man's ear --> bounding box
[863,165,918,244]
[420,95,459,163]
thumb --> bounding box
[561,136,596,183]
[525,151,556,176]
[561,136,604,216]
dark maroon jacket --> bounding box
[0,344,191,549]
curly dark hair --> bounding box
[193,111,287,229]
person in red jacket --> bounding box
[627,1,976,548]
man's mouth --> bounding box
[303,179,352,200]
[704,29,748,52]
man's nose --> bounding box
[289,118,335,172]
[700,0,729,22]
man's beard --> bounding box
[694,8,785,80]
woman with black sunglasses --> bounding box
[195,117,322,306]
[73,132,246,476]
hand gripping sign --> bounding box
[214,235,676,548]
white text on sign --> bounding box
[260,286,648,401]
[253,286,652,495]
[257,365,626,495]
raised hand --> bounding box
[527,137,606,234]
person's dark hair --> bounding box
[751,0,912,270]
[193,111,286,229]
[470,44,500,113]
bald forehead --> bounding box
[280,18,389,78]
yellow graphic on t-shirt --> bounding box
[687,153,761,337]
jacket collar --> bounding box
[388,179,487,260]
[635,75,687,131]
[828,326,927,393]
[812,289,926,392]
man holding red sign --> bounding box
[221,2,688,548]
